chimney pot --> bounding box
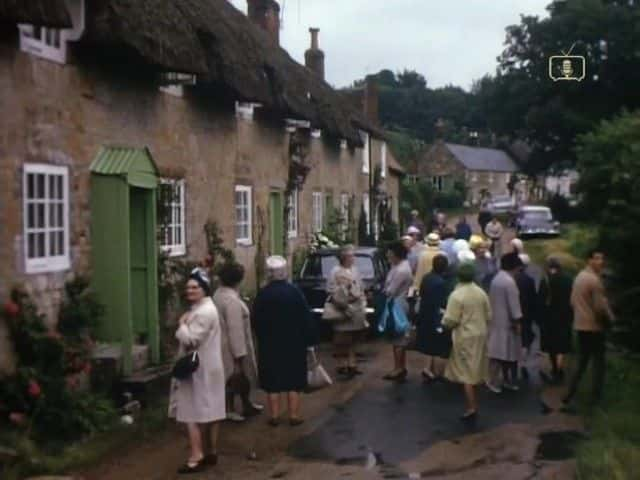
[305,27,325,81]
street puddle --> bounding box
[536,430,586,461]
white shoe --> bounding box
[485,381,502,394]
[251,403,265,411]
[503,383,520,392]
[227,412,246,422]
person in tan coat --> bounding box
[413,233,444,290]
[213,262,262,422]
[563,249,615,407]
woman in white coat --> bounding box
[169,268,226,474]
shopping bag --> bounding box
[306,347,333,390]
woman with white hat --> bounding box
[253,256,313,426]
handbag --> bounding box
[322,300,347,322]
[306,347,333,390]
[172,351,200,380]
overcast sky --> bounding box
[229,0,550,90]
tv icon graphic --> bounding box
[549,50,586,82]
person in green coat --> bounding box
[443,262,492,423]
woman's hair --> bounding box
[387,240,408,260]
[339,244,355,265]
[457,262,476,283]
[432,254,449,274]
[217,262,245,287]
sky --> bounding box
[229,0,550,90]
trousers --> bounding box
[566,331,606,403]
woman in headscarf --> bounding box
[539,257,573,383]
[443,262,491,423]
[382,241,414,382]
[416,254,452,381]
[213,261,262,423]
[327,245,368,378]
[169,268,226,474]
[253,256,312,426]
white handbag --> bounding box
[307,347,333,390]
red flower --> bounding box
[3,301,19,317]
[28,380,41,398]
[9,412,26,425]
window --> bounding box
[431,175,445,192]
[158,179,186,256]
[360,130,370,174]
[234,185,253,245]
[340,193,350,223]
[287,189,298,238]
[301,254,375,280]
[19,25,67,64]
[489,172,494,183]
[381,142,387,178]
[472,171,478,182]
[312,192,323,232]
[23,164,70,273]
[362,193,370,235]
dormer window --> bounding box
[19,25,67,64]
[159,72,196,97]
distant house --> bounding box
[418,141,520,205]
[0,0,402,375]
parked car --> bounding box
[515,205,561,238]
[294,247,389,340]
[488,194,516,214]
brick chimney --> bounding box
[247,0,280,47]
[305,28,325,80]
[363,75,379,126]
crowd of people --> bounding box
[165,210,614,474]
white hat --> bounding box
[407,226,421,235]
[453,239,470,254]
[266,255,288,281]
[457,250,476,264]
[511,238,524,253]
[426,232,440,246]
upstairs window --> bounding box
[234,185,253,245]
[158,179,186,256]
[19,25,67,64]
[360,131,370,174]
[287,189,298,238]
[432,175,446,192]
[312,192,323,232]
[23,164,70,274]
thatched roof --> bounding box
[0,0,71,28]
[2,0,381,144]
[80,0,376,145]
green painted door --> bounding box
[130,187,150,338]
[269,191,284,256]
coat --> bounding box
[455,222,472,241]
[443,282,491,385]
[571,267,614,332]
[515,270,538,349]
[416,272,451,357]
[488,271,523,362]
[540,272,573,354]
[169,297,226,424]
[327,265,368,332]
[253,280,312,393]
[384,260,414,346]
[213,286,258,386]
[414,246,445,289]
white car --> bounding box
[488,195,516,214]
[515,206,561,237]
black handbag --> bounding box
[172,351,200,380]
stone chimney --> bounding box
[247,0,280,47]
[434,118,446,141]
[363,75,379,126]
[305,28,325,80]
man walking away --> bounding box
[455,216,472,241]
[487,253,524,393]
[514,254,537,380]
[563,249,615,408]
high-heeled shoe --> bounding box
[460,410,478,424]
[177,457,206,474]
[383,369,407,382]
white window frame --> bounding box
[432,175,445,192]
[360,130,370,174]
[287,189,298,238]
[19,24,67,64]
[472,171,478,183]
[23,164,70,274]
[362,193,370,235]
[340,193,350,223]
[312,191,323,232]
[234,185,253,245]
[489,172,494,183]
[158,179,186,257]
[381,142,387,178]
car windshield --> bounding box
[523,210,552,220]
[492,196,511,203]
[302,254,375,279]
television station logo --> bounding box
[549,43,586,82]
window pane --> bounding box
[36,174,45,199]
[57,203,64,228]
[57,230,64,255]
[56,175,63,199]
[27,174,35,199]
[37,233,45,257]
[27,203,35,229]
[49,175,56,200]
[37,203,45,228]
[28,233,36,258]
[49,231,56,257]
[48,202,56,228]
